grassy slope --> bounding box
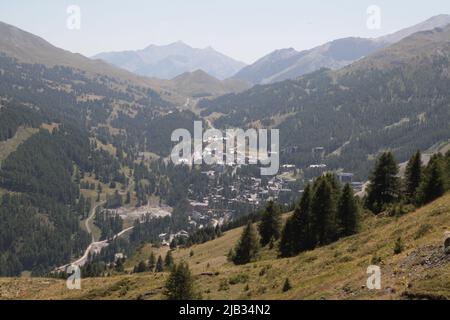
[0,126,38,162]
[0,193,449,300]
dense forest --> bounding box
[0,54,177,275]
[231,150,450,265]
[0,194,90,276]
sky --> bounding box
[0,0,449,64]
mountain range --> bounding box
[0,21,250,104]
[200,23,450,178]
[92,41,246,80]
[232,14,450,84]
[90,15,450,85]
[0,13,449,299]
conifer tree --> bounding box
[405,151,422,203]
[164,250,174,269]
[445,151,450,187]
[155,255,164,272]
[115,258,124,272]
[258,201,282,246]
[311,178,337,245]
[164,262,197,300]
[294,184,314,251]
[323,172,341,199]
[279,183,319,258]
[148,252,156,271]
[232,222,260,265]
[279,217,297,258]
[417,155,445,205]
[170,238,177,250]
[134,260,148,273]
[393,237,404,255]
[366,152,400,213]
[78,194,86,216]
[215,224,223,237]
[337,184,359,237]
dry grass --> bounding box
[1,193,449,300]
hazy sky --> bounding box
[0,0,449,64]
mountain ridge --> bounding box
[0,21,248,104]
[232,14,450,84]
[93,42,246,80]
[200,24,450,178]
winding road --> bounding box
[55,181,136,272]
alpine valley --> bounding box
[0,12,449,301]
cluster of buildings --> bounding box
[167,145,364,241]
[182,165,302,228]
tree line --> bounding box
[230,150,450,265]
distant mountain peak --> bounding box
[93,42,246,80]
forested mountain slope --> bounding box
[201,25,450,178]
[0,25,196,275]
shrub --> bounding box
[229,274,249,285]
[282,278,292,292]
[393,237,404,255]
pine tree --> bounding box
[337,184,359,237]
[75,167,81,184]
[77,194,86,216]
[417,155,445,205]
[170,238,177,250]
[323,172,341,199]
[215,224,223,237]
[258,201,282,247]
[294,184,314,251]
[155,255,164,272]
[164,250,174,269]
[279,183,316,258]
[311,178,337,245]
[445,151,450,188]
[134,260,148,273]
[366,152,400,213]
[405,151,422,203]
[279,217,297,258]
[232,222,260,265]
[164,262,197,300]
[148,252,156,271]
[115,258,124,272]
[393,237,404,255]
